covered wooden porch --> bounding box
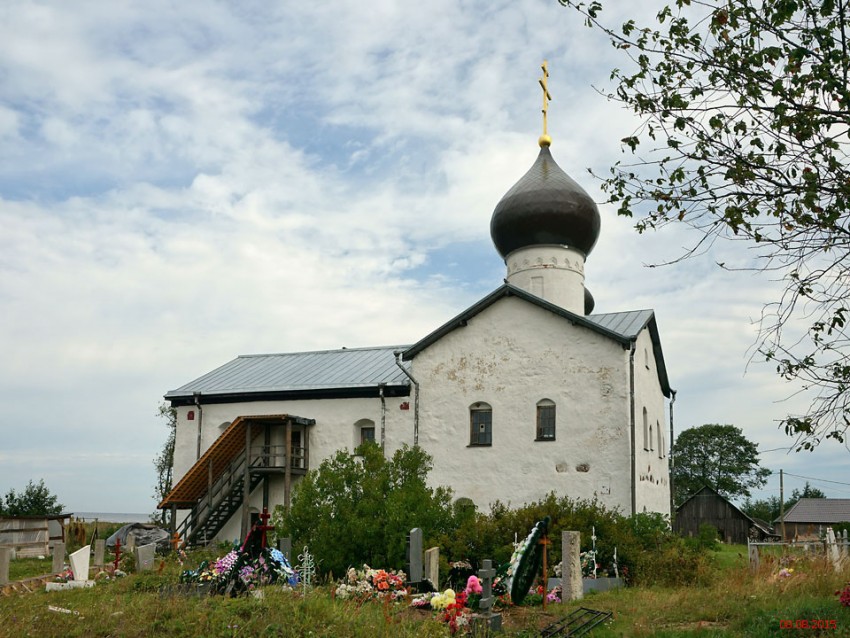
[159,413,315,545]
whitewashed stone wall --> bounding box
[411,296,635,513]
[632,328,671,516]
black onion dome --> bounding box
[490,146,601,259]
[584,287,595,315]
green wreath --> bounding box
[507,516,550,605]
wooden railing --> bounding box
[248,444,307,471]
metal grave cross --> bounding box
[298,546,316,592]
[478,559,497,613]
[257,507,274,549]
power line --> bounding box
[781,471,850,487]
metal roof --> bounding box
[586,309,655,339]
[781,498,850,524]
[166,345,411,401]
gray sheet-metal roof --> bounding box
[166,345,411,400]
[781,498,850,523]
[586,309,655,339]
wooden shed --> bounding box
[675,486,775,544]
[0,514,72,558]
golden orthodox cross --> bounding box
[538,60,553,147]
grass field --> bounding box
[1,543,849,637]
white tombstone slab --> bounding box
[826,528,842,572]
[561,531,583,601]
[424,547,439,589]
[135,543,156,572]
[69,545,91,581]
[45,543,94,591]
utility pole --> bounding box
[779,469,785,540]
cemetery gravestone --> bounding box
[826,528,841,572]
[474,559,502,633]
[0,547,10,586]
[278,537,292,561]
[93,539,106,567]
[408,527,423,583]
[424,547,439,589]
[52,541,65,575]
[561,531,582,602]
[748,544,760,572]
[135,543,156,572]
[69,545,91,581]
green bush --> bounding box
[273,443,454,576]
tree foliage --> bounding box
[151,402,176,525]
[671,424,771,503]
[273,443,455,576]
[560,0,850,449]
[1,479,64,517]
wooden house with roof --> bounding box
[778,498,850,541]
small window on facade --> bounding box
[642,407,649,451]
[354,418,376,450]
[649,421,654,451]
[470,402,492,446]
[536,399,556,440]
[657,420,664,458]
[644,348,650,369]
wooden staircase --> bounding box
[158,414,313,546]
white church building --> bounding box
[160,121,673,545]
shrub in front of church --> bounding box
[439,493,714,588]
[274,443,454,577]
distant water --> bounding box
[72,512,152,524]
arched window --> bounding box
[657,420,664,458]
[649,421,654,451]
[536,399,556,440]
[469,402,492,446]
[354,418,376,449]
[642,407,649,451]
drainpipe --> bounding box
[668,389,677,517]
[394,351,420,446]
[379,384,387,452]
[193,392,204,461]
[628,343,637,517]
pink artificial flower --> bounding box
[465,575,483,595]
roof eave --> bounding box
[166,383,411,407]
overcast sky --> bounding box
[1,1,847,516]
